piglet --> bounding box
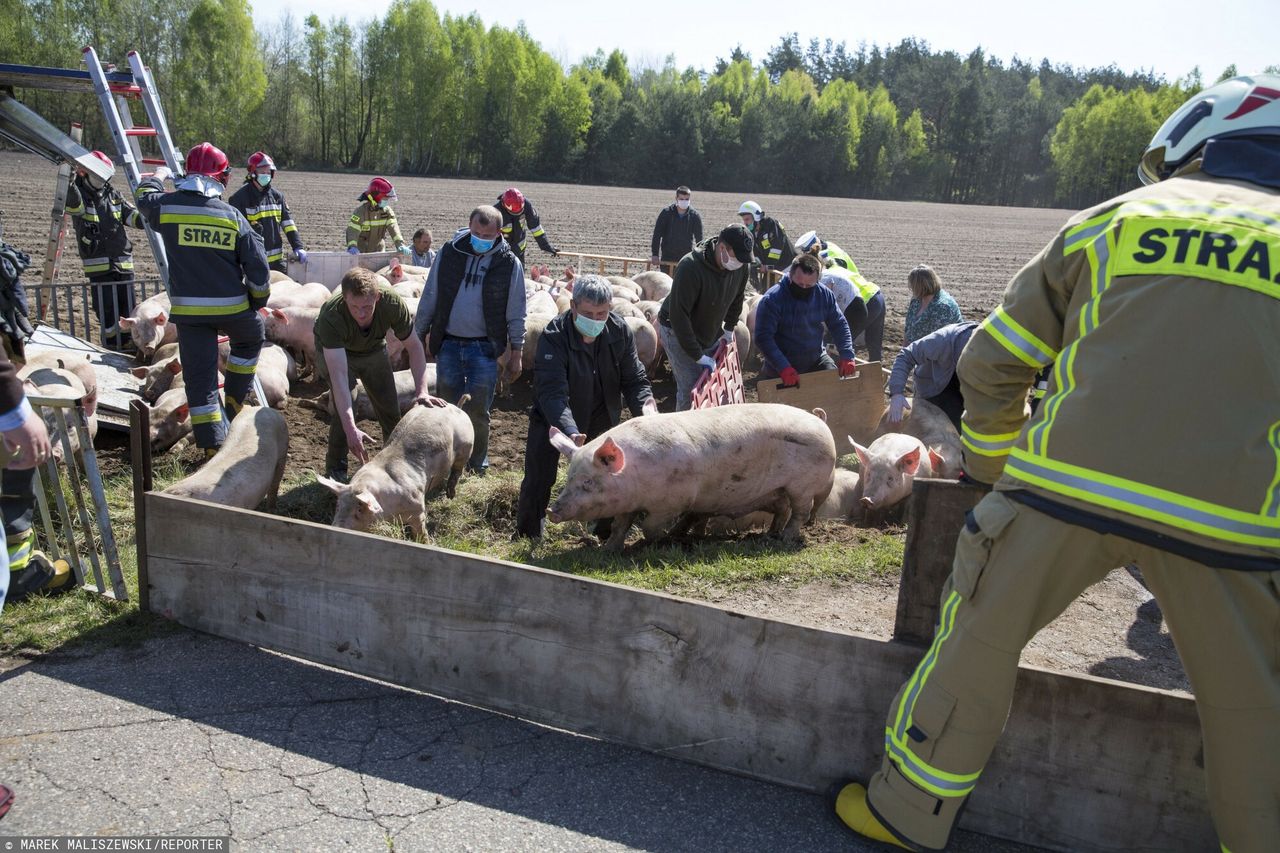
[163,406,288,509]
[317,400,474,540]
[873,397,964,478]
[117,292,176,360]
[851,433,945,514]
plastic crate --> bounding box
[690,339,746,409]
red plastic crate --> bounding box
[690,339,745,409]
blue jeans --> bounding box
[434,338,499,473]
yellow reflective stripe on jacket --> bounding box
[529,225,546,238]
[1063,209,1119,254]
[160,211,240,229]
[961,423,1020,457]
[226,354,258,375]
[190,403,222,425]
[1113,215,1280,302]
[82,257,112,273]
[169,295,251,316]
[7,529,33,571]
[885,590,982,798]
[1006,448,1280,548]
[1264,422,1280,518]
[978,305,1057,368]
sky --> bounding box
[249,0,1272,85]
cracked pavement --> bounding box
[0,631,1031,851]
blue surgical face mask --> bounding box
[256,173,272,186]
[470,233,495,253]
[574,311,607,339]
[378,198,390,209]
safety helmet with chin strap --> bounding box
[363,176,396,204]
[247,151,276,176]
[738,200,763,221]
[1139,72,1280,185]
[185,142,231,182]
[501,187,525,214]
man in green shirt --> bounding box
[315,266,441,480]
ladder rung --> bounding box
[124,126,156,136]
[108,83,141,97]
[139,157,167,165]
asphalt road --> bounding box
[0,631,1039,852]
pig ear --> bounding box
[355,490,383,515]
[811,407,827,423]
[272,308,288,322]
[897,445,923,476]
[927,447,945,475]
[174,404,189,422]
[850,437,870,470]
[155,312,167,325]
[593,437,626,474]
[167,360,183,375]
[548,427,579,457]
[130,366,149,379]
[118,317,136,329]
[316,474,348,495]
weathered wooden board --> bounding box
[755,363,884,446]
[143,494,1212,852]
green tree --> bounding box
[171,0,266,153]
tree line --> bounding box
[2,0,1259,209]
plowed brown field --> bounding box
[1,151,1185,690]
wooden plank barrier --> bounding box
[755,363,884,446]
[142,494,1212,851]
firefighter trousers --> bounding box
[866,490,1280,852]
[175,313,264,449]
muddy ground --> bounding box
[1,150,1186,692]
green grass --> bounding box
[1,461,904,657]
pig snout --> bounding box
[546,508,561,523]
[861,496,876,508]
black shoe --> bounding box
[324,468,349,485]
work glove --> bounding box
[720,328,735,346]
[151,165,172,183]
[295,249,308,264]
[696,354,716,372]
[399,245,411,256]
[347,246,359,255]
[838,358,856,378]
[536,236,558,256]
[779,366,800,387]
[888,393,911,423]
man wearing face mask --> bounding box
[413,205,526,475]
[753,252,857,386]
[649,185,703,270]
[346,177,408,256]
[738,200,796,290]
[64,150,145,351]
[513,275,655,540]
[228,151,307,273]
[657,224,753,411]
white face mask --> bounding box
[676,198,690,210]
[720,246,743,271]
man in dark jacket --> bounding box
[738,200,796,288]
[413,205,526,474]
[135,144,270,456]
[753,253,857,385]
[228,151,306,273]
[514,275,655,539]
[496,187,558,264]
[65,150,145,350]
[649,185,702,270]
[657,224,753,410]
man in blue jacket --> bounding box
[753,252,856,386]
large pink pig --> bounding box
[547,403,836,551]
[850,433,945,513]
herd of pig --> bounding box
[88,260,967,550]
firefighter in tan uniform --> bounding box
[346,177,408,255]
[833,74,1280,852]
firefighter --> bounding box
[228,151,307,273]
[64,150,145,351]
[832,74,1280,853]
[346,177,407,256]
[495,188,558,265]
[737,200,795,291]
[134,143,270,457]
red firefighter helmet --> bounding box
[365,177,397,203]
[246,151,276,175]
[89,150,114,170]
[185,142,230,180]
[501,187,525,214]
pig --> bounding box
[260,304,319,369]
[268,278,301,306]
[147,387,193,452]
[393,279,424,301]
[526,289,559,319]
[118,292,176,360]
[132,355,184,403]
[873,397,964,478]
[733,320,751,366]
[611,299,644,319]
[851,433,945,515]
[302,366,436,421]
[162,406,288,510]
[21,366,97,460]
[147,342,179,365]
[606,276,642,299]
[815,468,865,521]
[317,401,474,539]
[624,316,660,375]
[271,281,330,311]
[635,300,663,325]
[632,271,672,302]
[547,403,836,551]
[268,270,295,285]
[497,314,549,396]
[253,343,295,409]
[20,351,97,419]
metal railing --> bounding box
[29,276,166,350]
[557,251,783,291]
